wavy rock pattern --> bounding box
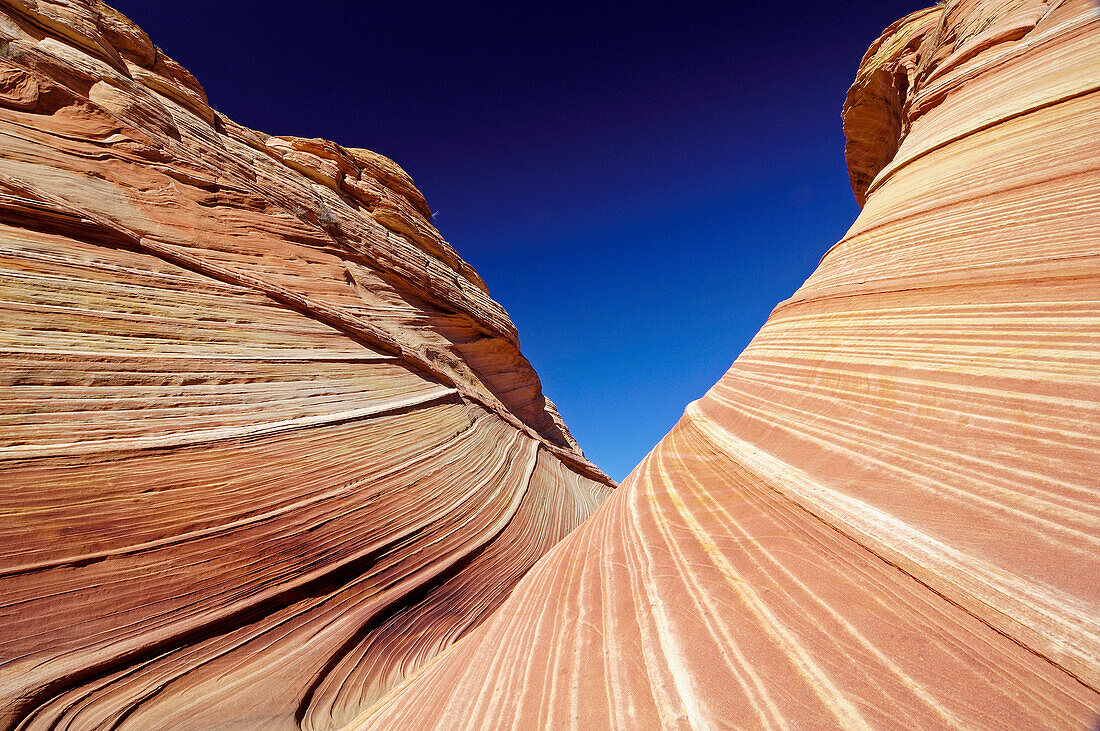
[0,1,612,728]
[358,1,1100,728]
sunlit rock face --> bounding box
[0,1,613,728]
[358,1,1100,728]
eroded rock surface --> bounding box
[0,1,612,728]
[358,1,1100,728]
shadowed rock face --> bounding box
[0,1,614,728]
[357,1,1100,728]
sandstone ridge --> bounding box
[0,1,612,728]
[358,1,1100,727]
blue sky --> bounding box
[113,0,929,480]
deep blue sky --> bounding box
[112,1,929,481]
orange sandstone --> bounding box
[0,1,611,728]
[1,0,1098,729]
[357,1,1100,728]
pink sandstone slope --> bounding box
[0,1,614,728]
[355,1,1100,728]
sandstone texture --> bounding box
[0,1,613,728]
[357,1,1100,728]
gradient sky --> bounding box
[112,0,929,481]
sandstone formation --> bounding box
[0,1,613,728]
[3,0,1099,729]
[357,1,1100,728]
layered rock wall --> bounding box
[358,1,1100,727]
[0,1,612,728]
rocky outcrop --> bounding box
[358,1,1100,728]
[0,1,612,728]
